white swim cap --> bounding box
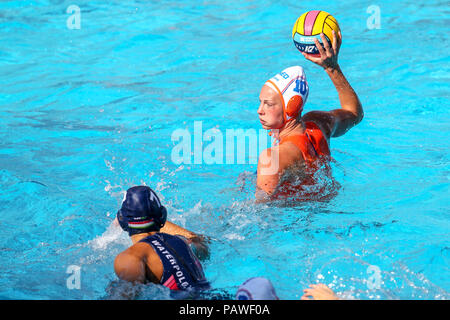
[264,66,309,123]
[236,277,279,300]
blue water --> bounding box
[0,0,449,300]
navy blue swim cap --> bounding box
[117,186,167,236]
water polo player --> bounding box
[256,30,363,200]
[114,186,210,294]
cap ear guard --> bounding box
[157,205,167,229]
[236,290,251,300]
[117,210,129,232]
[285,95,303,118]
[235,277,279,300]
[147,188,167,230]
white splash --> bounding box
[88,221,130,251]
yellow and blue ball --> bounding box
[292,10,340,56]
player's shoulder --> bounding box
[301,111,334,139]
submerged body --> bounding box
[272,121,334,201]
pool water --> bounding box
[0,0,449,299]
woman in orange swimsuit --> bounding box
[256,31,363,201]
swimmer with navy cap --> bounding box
[256,30,364,200]
[236,277,340,300]
[236,277,279,300]
[114,186,210,294]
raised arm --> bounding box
[301,31,363,139]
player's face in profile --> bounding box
[258,85,284,130]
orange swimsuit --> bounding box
[280,121,330,162]
[275,121,333,201]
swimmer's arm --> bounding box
[114,217,199,240]
[114,250,146,283]
[301,283,340,300]
[256,148,280,197]
[160,221,197,239]
[302,31,363,139]
[161,221,210,260]
[256,146,297,200]
[114,217,210,260]
[324,65,363,137]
